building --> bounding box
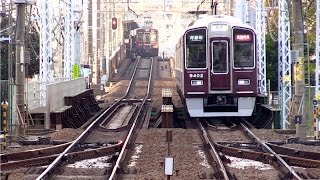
[82,0,125,84]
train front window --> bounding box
[233,44,254,68]
[137,33,143,42]
[185,28,207,69]
[233,28,255,68]
[211,41,228,73]
[124,32,129,39]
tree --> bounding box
[26,27,40,78]
[265,33,278,91]
[0,15,39,80]
[303,0,316,86]
[0,16,14,80]
[264,0,317,90]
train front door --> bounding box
[209,40,231,90]
[144,32,151,49]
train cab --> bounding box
[176,15,257,117]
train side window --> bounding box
[211,41,228,73]
[185,28,207,69]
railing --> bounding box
[268,87,317,131]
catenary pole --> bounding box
[15,2,26,135]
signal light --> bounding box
[112,17,117,30]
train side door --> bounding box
[210,40,231,90]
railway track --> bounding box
[200,119,320,179]
[196,119,230,179]
[1,142,122,171]
[2,56,320,180]
[0,57,154,179]
[108,57,154,179]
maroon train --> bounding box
[129,27,159,58]
[175,15,258,117]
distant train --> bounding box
[175,15,257,117]
[123,20,159,58]
[129,27,159,58]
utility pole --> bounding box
[291,0,305,140]
[15,2,26,135]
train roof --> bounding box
[123,19,136,23]
[132,27,158,32]
[186,15,255,31]
[130,27,158,36]
[138,27,158,30]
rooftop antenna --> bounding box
[211,1,218,15]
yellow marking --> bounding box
[284,75,291,82]
[298,57,303,64]
[293,64,303,81]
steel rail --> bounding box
[108,57,154,179]
[123,57,141,98]
[36,58,142,180]
[240,123,302,180]
[196,119,229,180]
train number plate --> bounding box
[189,73,204,78]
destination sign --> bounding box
[189,35,204,42]
[235,34,252,42]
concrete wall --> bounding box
[27,78,86,111]
[27,82,41,109]
[47,78,86,112]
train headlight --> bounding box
[191,80,203,86]
[238,79,250,85]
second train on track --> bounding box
[123,20,159,58]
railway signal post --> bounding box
[165,130,174,179]
[161,88,173,128]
